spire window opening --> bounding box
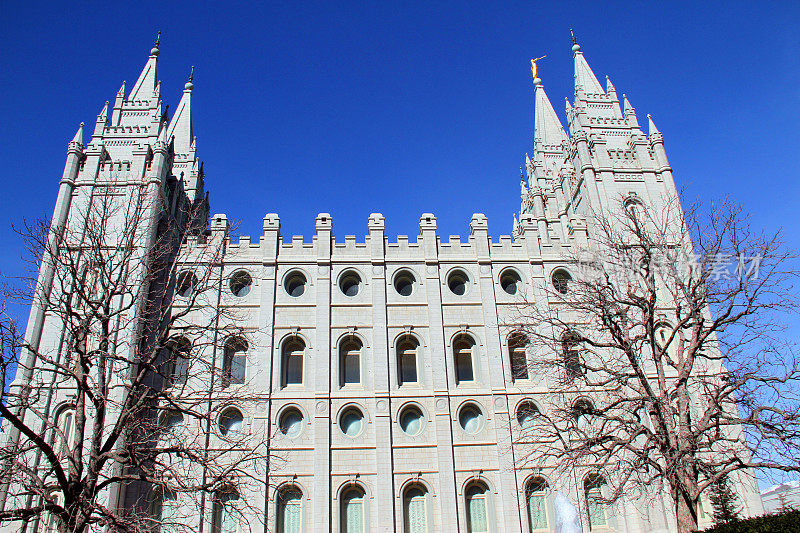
[454,334,476,384]
[508,332,529,381]
[221,337,247,387]
[397,336,419,385]
[282,337,305,386]
[340,337,362,386]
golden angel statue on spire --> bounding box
[530,55,547,80]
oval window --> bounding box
[218,408,244,437]
[176,271,198,298]
[516,401,539,430]
[339,271,361,297]
[279,408,304,438]
[340,407,364,438]
[230,271,252,297]
[394,270,416,297]
[552,269,572,294]
[458,404,484,434]
[447,269,469,296]
[500,269,521,295]
[399,406,424,436]
[284,271,307,297]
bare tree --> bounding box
[0,173,271,533]
[510,194,800,533]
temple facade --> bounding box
[1,36,764,533]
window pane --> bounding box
[456,351,473,382]
[400,350,417,383]
[587,489,607,528]
[511,348,528,380]
[343,351,360,384]
[467,490,488,532]
[342,492,364,533]
[405,492,427,533]
[527,492,547,530]
[231,353,245,384]
[286,352,303,384]
[278,491,302,533]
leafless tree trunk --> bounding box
[508,194,800,533]
[0,175,271,533]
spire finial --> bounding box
[570,28,581,52]
[185,65,195,91]
[151,31,161,56]
[530,55,546,86]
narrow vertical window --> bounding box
[283,338,305,386]
[397,336,419,385]
[403,486,427,533]
[222,337,247,387]
[277,487,302,533]
[340,337,362,386]
[465,483,489,533]
[526,478,549,531]
[54,407,75,459]
[152,489,179,533]
[454,334,475,383]
[585,474,609,529]
[341,487,365,533]
[212,489,240,533]
[164,336,190,388]
[508,332,528,380]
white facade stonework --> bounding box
[3,39,764,533]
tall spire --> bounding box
[530,58,567,148]
[70,122,84,147]
[166,66,194,156]
[571,31,604,95]
[128,33,160,102]
[647,114,660,135]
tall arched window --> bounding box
[562,330,583,380]
[282,337,305,386]
[465,482,490,532]
[454,334,476,384]
[526,477,549,531]
[403,485,427,533]
[340,486,365,533]
[277,486,303,533]
[508,332,528,380]
[53,406,76,459]
[163,336,191,388]
[340,336,362,386]
[151,489,179,533]
[584,474,609,530]
[397,335,419,385]
[212,489,240,533]
[222,337,247,388]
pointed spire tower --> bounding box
[166,65,204,204]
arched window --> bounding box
[53,406,76,459]
[151,489,179,533]
[403,485,428,533]
[212,489,240,533]
[163,336,191,388]
[340,486,365,533]
[584,474,609,530]
[282,337,305,386]
[562,330,583,380]
[508,332,528,380]
[465,482,490,533]
[340,336,362,386]
[222,337,247,388]
[277,486,303,533]
[397,335,419,385]
[454,334,476,384]
[526,477,550,531]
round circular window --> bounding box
[284,271,307,297]
[218,408,244,437]
[447,269,469,296]
[393,270,416,297]
[340,407,364,438]
[279,408,304,438]
[339,271,362,297]
[458,403,484,434]
[176,271,198,298]
[551,269,572,294]
[500,269,521,295]
[230,271,252,297]
[399,406,424,436]
[516,401,539,431]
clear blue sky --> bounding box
[1,0,799,489]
